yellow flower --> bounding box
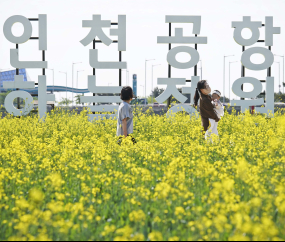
[29,188,45,204]
[131,233,145,241]
[174,207,185,216]
[101,225,116,236]
[47,173,63,189]
[148,231,163,241]
[1,108,285,241]
[129,210,146,223]
[153,216,162,223]
[168,236,179,241]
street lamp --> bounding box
[199,60,202,79]
[72,62,82,106]
[122,70,129,86]
[59,71,67,106]
[274,54,284,93]
[77,70,84,89]
[229,61,238,101]
[47,69,54,94]
[151,64,161,104]
[76,70,84,106]
[223,55,234,104]
[274,61,281,93]
[140,85,144,100]
[127,70,129,86]
[145,59,155,105]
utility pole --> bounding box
[223,55,234,104]
[229,61,238,101]
[59,71,67,106]
[275,61,280,93]
[76,70,84,106]
[145,59,155,105]
[47,69,54,94]
[72,62,82,106]
[274,54,284,93]
[151,64,161,104]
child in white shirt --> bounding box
[205,90,224,139]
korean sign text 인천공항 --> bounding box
[1,15,281,119]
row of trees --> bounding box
[57,95,82,106]
[0,91,27,109]
[57,93,121,106]
[151,87,285,104]
[58,90,285,105]
[1,90,284,107]
[150,87,230,104]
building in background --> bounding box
[133,74,137,97]
[0,69,28,92]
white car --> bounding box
[153,102,159,107]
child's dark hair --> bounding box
[213,90,221,97]
[194,80,207,107]
[120,86,134,101]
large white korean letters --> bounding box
[231,16,280,115]
[80,15,126,121]
[2,15,54,119]
[156,16,206,115]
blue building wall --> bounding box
[0,69,28,88]
[133,74,137,97]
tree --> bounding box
[150,87,169,104]
[0,91,22,109]
[257,92,285,103]
[151,87,165,98]
[75,95,83,105]
[58,97,72,106]
[219,96,230,103]
[151,87,230,104]
[0,92,7,107]
[274,92,285,103]
[0,92,7,111]
[147,96,154,104]
[170,88,190,104]
[150,87,196,104]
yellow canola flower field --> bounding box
[0,108,285,241]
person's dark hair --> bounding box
[213,90,221,97]
[120,86,134,101]
[194,80,207,107]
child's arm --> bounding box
[122,118,128,138]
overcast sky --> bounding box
[0,0,284,102]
